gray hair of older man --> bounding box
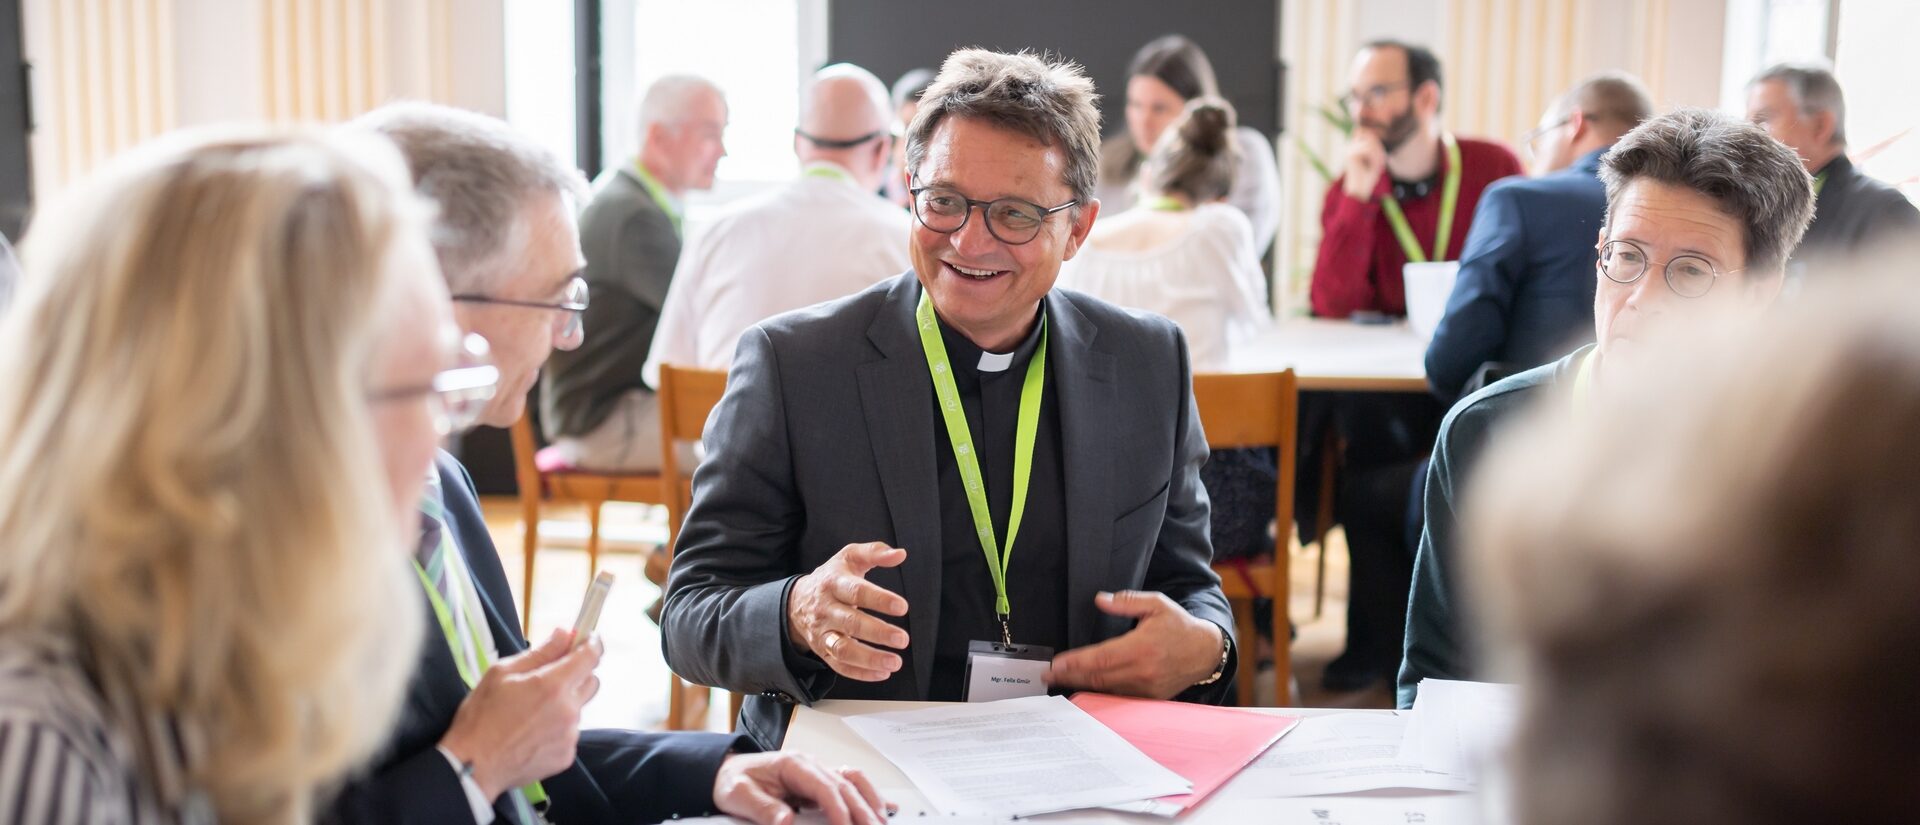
[635,74,725,152]
[904,49,1102,206]
[355,102,586,295]
[1750,62,1847,147]
[1599,107,1815,276]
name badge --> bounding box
[963,640,1053,702]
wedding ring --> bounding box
[823,629,845,655]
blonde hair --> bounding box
[1467,269,1920,825]
[0,128,427,822]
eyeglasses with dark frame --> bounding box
[1339,81,1412,112]
[1597,239,1744,299]
[909,180,1078,246]
[451,275,589,341]
[369,333,500,435]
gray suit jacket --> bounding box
[541,165,680,439]
[661,273,1235,748]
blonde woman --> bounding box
[0,128,461,822]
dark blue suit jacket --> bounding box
[1424,148,1607,401]
[327,451,745,824]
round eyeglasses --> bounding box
[1597,239,1741,299]
[452,276,589,342]
[370,332,500,435]
[910,182,1078,246]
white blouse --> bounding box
[1062,202,1272,372]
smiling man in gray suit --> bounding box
[662,49,1236,749]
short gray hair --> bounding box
[1556,71,1653,135]
[1600,108,1815,275]
[905,49,1102,206]
[355,102,586,295]
[1751,62,1847,147]
[636,74,725,150]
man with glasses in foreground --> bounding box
[1397,108,1817,708]
[1424,71,1652,402]
[336,103,889,825]
[662,49,1236,750]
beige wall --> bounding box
[23,0,507,203]
[1275,0,1729,316]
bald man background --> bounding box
[644,63,911,381]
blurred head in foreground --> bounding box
[1469,266,1920,825]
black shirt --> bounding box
[927,306,1070,701]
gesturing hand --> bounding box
[1342,129,1388,201]
[713,752,894,825]
[1047,591,1225,699]
[439,629,602,800]
[786,542,911,681]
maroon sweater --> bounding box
[1310,136,1523,318]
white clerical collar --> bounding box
[977,350,1015,372]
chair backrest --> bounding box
[1191,369,1301,541]
[656,364,729,549]
[509,413,543,502]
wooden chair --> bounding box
[508,414,665,636]
[654,364,737,731]
[1192,370,1299,707]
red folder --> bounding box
[1070,692,1300,816]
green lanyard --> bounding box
[1813,170,1828,196]
[915,291,1047,646]
[802,162,854,184]
[1145,195,1187,212]
[411,560,550,809]
[632,161,683,237]
[1378,132,1464,263]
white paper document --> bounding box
[840,695,1191,816]
[1216,712,1473,798]
[1210,793,1486,824]
[1402,679,1522,779]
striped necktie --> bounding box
[416,474,545,825]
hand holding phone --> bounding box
[571,571,615,648]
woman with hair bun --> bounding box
[1098,34,1282,255]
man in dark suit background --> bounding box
[662,50,1236,751]
[1425,72,1653,402]
[1746,63,1920,267]
[337,103,886,825]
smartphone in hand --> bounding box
[571,571,615,648]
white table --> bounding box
[1229,319,1429,392]
[783,700,1470,824]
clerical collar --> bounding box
[935,303,1048,374]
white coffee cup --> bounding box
[1403,261,1461,340]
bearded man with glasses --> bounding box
[661,49,1238,750]
[1396,108,1817,708]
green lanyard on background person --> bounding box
[1377,132,1464,263]
[1145,195,1187,212]
[632,161,682,237]
[1813,170,1828,196]
[802,163,854,184]
[411,560,551,811]
[915,291,1047,646]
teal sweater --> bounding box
[1397,345,1592,707]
